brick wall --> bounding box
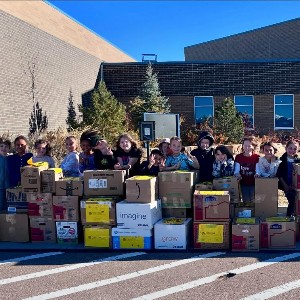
[0,10,103,135]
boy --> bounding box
[139,149,164,176]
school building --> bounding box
[96,18,300,135]
[0,1,135,135]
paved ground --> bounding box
[1,250,300,300]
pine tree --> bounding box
[79,81,128,143]
[66,89,79,131]
[29,101,48,135]
[129,63,171,129]
[213,97,244,143]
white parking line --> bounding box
[0,252,64,265]
[132,252,300,300]
[1,252,146,286]
[241,278,300,300]
[22,251,225,300]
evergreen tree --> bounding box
[29,101,48,135]
[129,63,171,129]
[79,81,128,143]
[213,97,244,143]
[66,89,79,131]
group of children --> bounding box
[0,130,299,216]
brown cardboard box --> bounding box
[292,163,300,189]
[41,168,63,193]
[232,222,260,252]
[83,170,126,196]
[162,208,188,218]
[84,225,112,248]
[6,188,28,212]
[55,178,83,196]
[213,176,240,203]
[195,182,213,191]
[80,198,116,225]
[254,177,278,219]
[193,221,230,250]
[126,176,157,203]
[27,193,53,217]
[193,191,230,221]
[260,220,296,249]
[0,213,29,242]
[21,165,48,193]
[295,191,300,216]
[158,171,197,208]
[29,217,56,243]
[53,196,79,221]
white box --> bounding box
[56,221,78,244]
[112,227,153,249]
[116,199,162,229]
[154,218,192,250]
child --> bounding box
[0,152,9,210]
[79,133,95,172]
[7,136,33,187]
[158,138,171,158]
[93,138,116,170]
[139,149,164,176]
[0,139,11,156]
[32,139,55,168]
[234,136,260,203]
[256,141,281,178]
[114,133,142,177]
[162,136,199,171]
[60,136,81,177]
[276,140,300,217]
[191,131,215,182]
[212,145,234,178]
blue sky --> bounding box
[48,1,300,62]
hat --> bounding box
[89,135,104,147]
[159,138,170,144]
[80,130,103,147]
[197,131,214,146]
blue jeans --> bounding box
[285,189,296,217]
[240,184,255,203]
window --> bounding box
[194,96,214,124]
[274,94,294,129]
[234,95,254,128]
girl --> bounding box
[256,141,281,178]
[158,138,171,158]
[276,140,300,217]
[7,136,33,187]
[60,136,81,177]
[79,133,95,172]
[114,133,142,177]
[162,136,199,171]
[212,145,234,178]
[32,139,55,168]
[0,139,11,156]
[234,136,260,203]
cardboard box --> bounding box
[255,177,278,219]
[112,227,153,249]
[260,220,296,249]
[29,217,56,243]
[83,170,126,196]
[27,193,53,217]
[56,221,79,244]
[6,188,28,212]
[84,225,111,248]
[0,214,29,242]
[234,203,255,218]
[295,192,300,216]
[41,168,63,193]
[80,198,116,225]
[116,199,162,229]
[195,182,213,191]
[126,176,157,203]
[53,196,79,221]
[232,223,260,252]
[21,165,48,193]
[193,222,230,250]
[162,208,188,218]
[213,177,240,203]
[193,191,230,221]
[55,177,83,196]
[292,163,300,189]
[154,218,192,250]
[158,171,197,208]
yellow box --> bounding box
[84,226,111,248]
